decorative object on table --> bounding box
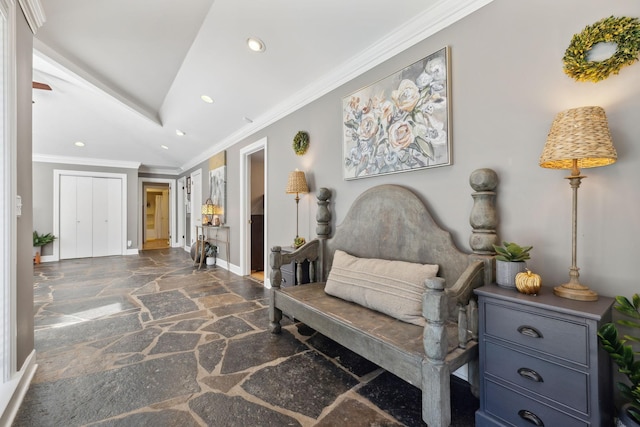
[285,169,309,247]
[201,198,215,225]
[342,46,451,180]
[208,151,227,225]
[540,106,617,301]
[292,131,309,156]
[515,269,542,295]
[493,241,532,289]
[598,293,640,426]
[563,16,640,83]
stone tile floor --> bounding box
[14,248,478,426]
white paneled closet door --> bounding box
[106,178,123,255]
[60,175,123,259]
[92,178,109,257]
[59,175,79,259]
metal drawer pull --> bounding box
[518,409,544,426]
[517,325,543,338]
[518,367,544,382]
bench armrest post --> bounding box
[423,277,448,362]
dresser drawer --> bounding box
[484,302,588,364]
[484,380,588,427]
[485,341,588,413]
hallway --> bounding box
[15,249,477,426]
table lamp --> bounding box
[539,106,617,301]
[285,169,309,241]
[201,198,215,225]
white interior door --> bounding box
[190,170,202,246]
[75,176,93,258]
[92,178,109,257]
[59,175,78,259]
[107,178,123,255]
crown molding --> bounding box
[180,0,494,172]
[138,165,183,176]
[33,154,141,170]
[17,0,45,34]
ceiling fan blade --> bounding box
[33,81,52,91]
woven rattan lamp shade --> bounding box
[285,170,309,194]
[539,106,617,169]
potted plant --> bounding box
[598,294,640,426]
[205,243,218,266]
[33,231,56,264]
[493,241,532,289]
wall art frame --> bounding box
[342,46,451,180]
[186,176,191,195]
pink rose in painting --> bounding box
[391,79,420,112]
[388,120,414,150]
[358,114,378,140]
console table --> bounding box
[194,225,230,271]
[475,284,613,426]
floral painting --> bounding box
[342,47,451,180]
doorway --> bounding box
[142,184,170,250]
[137,177,177,251]
[240,138,267,284]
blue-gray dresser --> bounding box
[475,284,614,426]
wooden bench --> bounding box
[269,169,498,427]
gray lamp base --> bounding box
[553,284,598,301]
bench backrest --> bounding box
[323,184,469,288]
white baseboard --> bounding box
[0,350,37,426]
[126,249,139,255]
[40,255,55,263]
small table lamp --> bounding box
[285,169,309,240]
[201,198,215,226]
[539,106,617,301]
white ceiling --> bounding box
[32,0,491,174]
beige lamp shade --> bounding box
[201,198,215,215]
[539,106,617,170]
[285,170,309,194]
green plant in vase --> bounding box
[33,231,56,247]
[493,241,532,289]
[598,294,640,425]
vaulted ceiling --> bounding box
[32,0,491,173]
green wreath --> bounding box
[292,131,309,155]
[563,16,640,83]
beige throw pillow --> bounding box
[324,250,439,326]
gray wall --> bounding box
[32,162,140,253]
[31,0,639,303]
[17,8,34,368]
[219,0,640,299]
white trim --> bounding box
[34,154,141,170]
[180,0,494,172]
[16,0,43,34]
[0,0,17,390]
[126,248,139,256]
[137,178,177,250]
[239,138,267,279]
[0,350,36,426]
[52,170,128,261]
[176,177,186,249]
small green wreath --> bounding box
[563,16,640,83]
[292,131,309,156]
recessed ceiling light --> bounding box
[176,129,185,136]
[243,116,253,123]
[247,37,266,52]
[161,145,169,150]
[74,141,85,147]
[201,95,214,104]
